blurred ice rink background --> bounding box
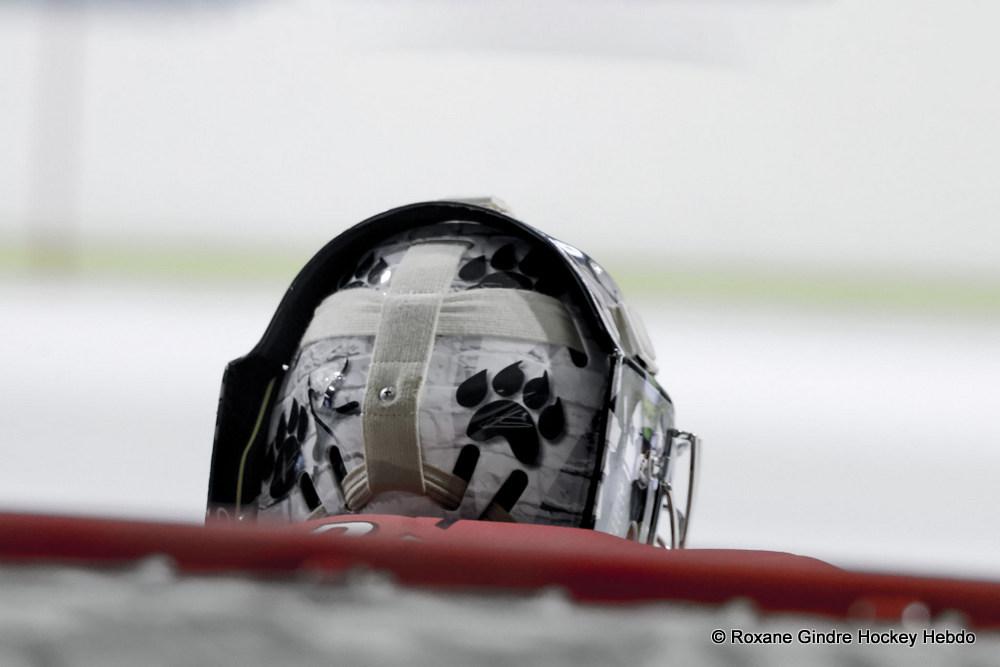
[2,0,998,579]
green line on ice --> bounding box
[1,240,998,317]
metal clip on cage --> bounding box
[658,430,701,549]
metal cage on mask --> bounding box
[207,200,700,547]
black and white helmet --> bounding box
[208,200,700,547]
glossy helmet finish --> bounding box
[207,200,699,547]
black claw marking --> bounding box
[327,446,347,491]
[467,400,540,464]
[492,362,524,396]
[482,470,529,517]
[457,370,489,407]
[354,253,374,278]
[522,372,549,409]
[308,371,359,439]
[296,405,309,442]
[518,247,546,277]
[299,473,321,511]
[452,444,480,483]
[490,243,518,270]
[444,444,480,509]
[269,433,303,500]
[335,401,360,415]
[538,398,565,440]
[288,400,299,433]
[569,348,589,368]
[459,255,488,281]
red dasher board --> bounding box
[2,512,999,629]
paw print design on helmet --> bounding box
[456,363,565,465]
[261,400,308,502]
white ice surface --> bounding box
[1,279,998,579]
[0,560,996,667]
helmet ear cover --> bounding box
[207,200,686,545]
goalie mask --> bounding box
[207,200,700,547]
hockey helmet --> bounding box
[207,200,700,547]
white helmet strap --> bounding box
[358,241,470,502]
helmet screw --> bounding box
[378,386,396,402]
